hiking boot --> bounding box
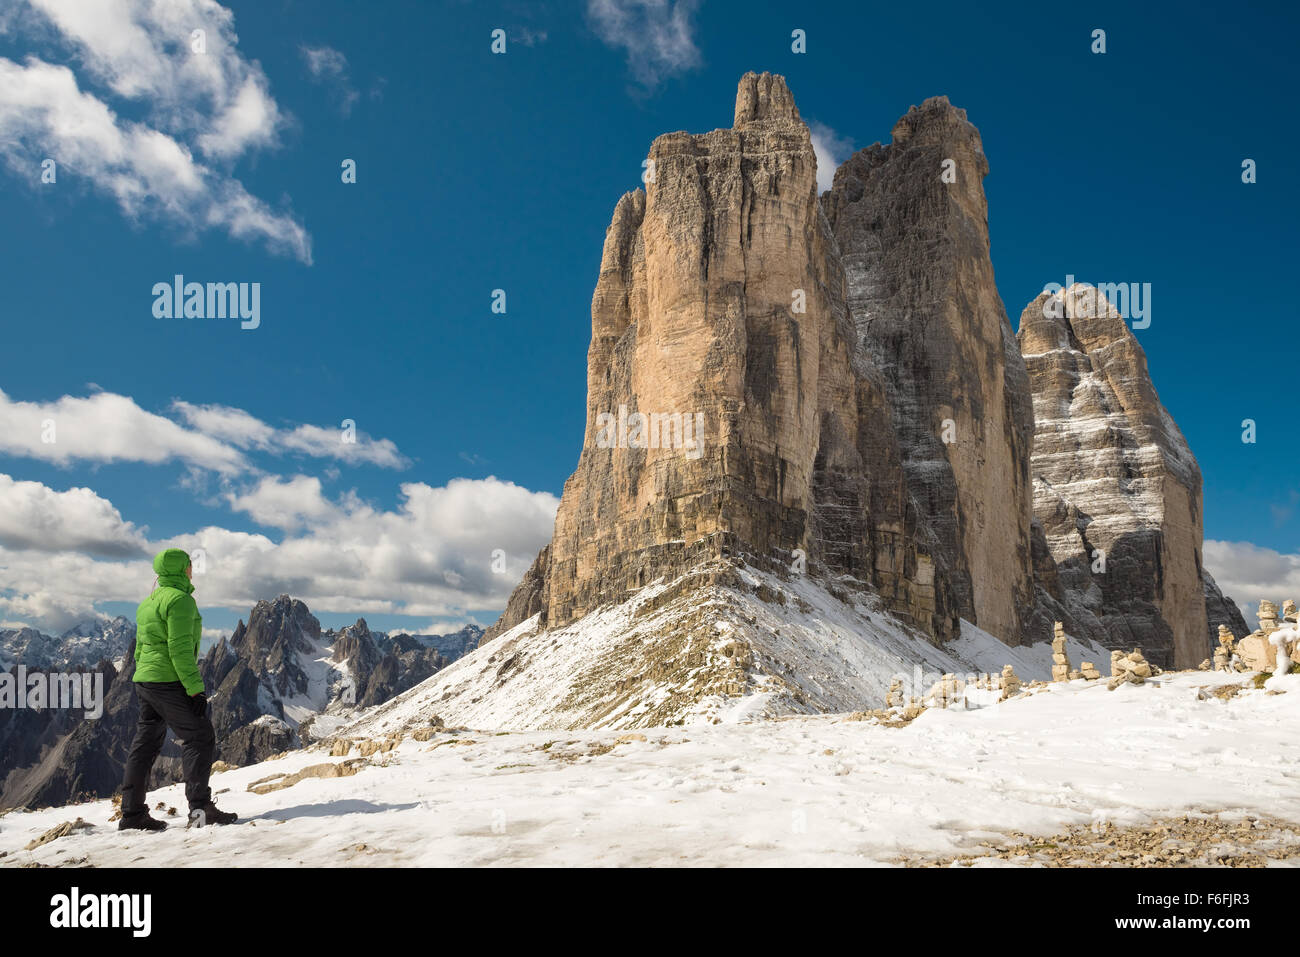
[187,802,238,828]
[118,810,167,832]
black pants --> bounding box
[121,681,215,814]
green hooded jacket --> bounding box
[133,548,204,696]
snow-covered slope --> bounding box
[274,631,354,725]
[4,670,1296,867]
[343,561,1110,735]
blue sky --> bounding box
[0,0,1296,639]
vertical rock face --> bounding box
[480,545,548,643]
[508,73,956,641]
[1202,570,1249,645]
[1017,285,1213,668]
[822,97,1036,644]
[487,75,1223,683]
[225,595,322,700]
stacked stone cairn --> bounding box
[1051,622,1072,682]
[1048,621,1100,682]
[1108,647,1157,690]
[886,677,904,709]
[1213,625,1239,672]
[1000,664,1022,699]
[932,674,964,708]
[920,665,1027,709]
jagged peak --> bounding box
[733,71,800,128]
[890,95,979,149]
[1019,283,1135,356]
[1057,282,1125,322]
[825,96,985,205]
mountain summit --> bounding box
[491,72,954,649]
[381,72,1238,732]
[823,94,1036,645]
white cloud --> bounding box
[278,424,407,469]
[0,474,149,557]
[301,44,347,80]
[0,0,310,261]
[808,120,851,194]
[0,474,559,633]
[226,474,348,530]
[1204,539,1300,629]
[0,387,248,474]
[0,389,408,474]
[197,73,280,159]
[169,399,274,449]
[25,0,283,158]
[172,400,409,469]
[299,43,358,115]
[0,545,147,633]
[587,0,701,88]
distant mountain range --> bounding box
[0,616,135,671]
[0,602,481,809]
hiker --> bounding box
[119,548,237,831]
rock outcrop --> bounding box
[482,73,1229,700]
[1017,284,1226,668]
[479,545,548,644]
[496,72,958,645]
[354,630,448,709]
[823,96,1037,645]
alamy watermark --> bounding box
[887,664,1006,711]
[50,887,151,937]
[0,667,105,719]
[152,275,261,330]
[1042,275,1151,329]
[594,405,705,459]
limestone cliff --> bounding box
[487,74,1224,682]
[1203,569,1249,647]
[822,97,1036,645]
[497,73,957,643]
[1017,284,1222,668]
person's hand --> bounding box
[190,692,209,717]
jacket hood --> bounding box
[152,548,193,592]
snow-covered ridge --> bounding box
[343,561,1111,736]
[0,616,134,672]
